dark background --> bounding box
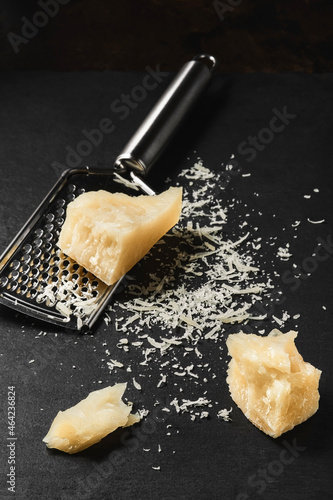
[0,0,332,73]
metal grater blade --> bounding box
[0,55,216,332]
[0,167,152,332]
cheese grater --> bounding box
[0,54,217,332]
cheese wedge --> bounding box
[226,330,321,438]
[58,186,182,285]
[42,384,140,454]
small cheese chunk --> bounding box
[58,187,182,286]
[43,384,140,454]
[226,330,321,438]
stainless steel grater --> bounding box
[0,54,217,332]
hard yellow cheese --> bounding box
[42,384,139,454]
[226,330,321,438]
[58,186,182,286]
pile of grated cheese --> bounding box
[103,160,284,424]
[108,161,269,341]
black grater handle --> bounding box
[114,54,217,177]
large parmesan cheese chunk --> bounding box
[58,187,182,285]
[42,384,140,454]
[226,330,321,438]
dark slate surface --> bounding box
[0,70,332,500]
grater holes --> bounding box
[36,293,45,304]
[56,199,66,208]
[32,257,41,268]
[30,267,39,278]
[34,228,43,238]
[11,260,20,270]
[21,253,31,265]
[0,172,123,327]
[22,244,32,254]
[44,223,54,233]
[37,281,48,296]
[3,182,106,318]
[68,184,76,192]
[44,232,53,242]
[50,255,60,266]
[40,262,50,272]
[21,240,33,271]
[38,280,48,291]
[44,242,53,252]
[9,270,19,281]
[19,274,29,285]
[45,296,57,308]
[68,267,80,278]
[67,193,75,203]
[71,273,79,283]
[21,264,30,274]
[55,217,64,227]
[29,278,39,289]
[3,205,73,303]
[33,238,43,248]
[43,252,52,262]
[45,213,55,223]
[55,208,65,217]
[32,247,42,258]
[50,266,60,276]
[28,288,38,299]
[26,289,38,299]
[18,284,28,295]
[0,276,8,287]
[7,279,18,291]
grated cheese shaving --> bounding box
[217,408,233,421]
[133,377,142,391]
[113,172,140,190]
[171,397,211,413]
[277,245,292,261]
[307,218,325,224]
[107,359,124,371]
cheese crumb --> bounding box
[217,408,233,421]
[133,377,142,391]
